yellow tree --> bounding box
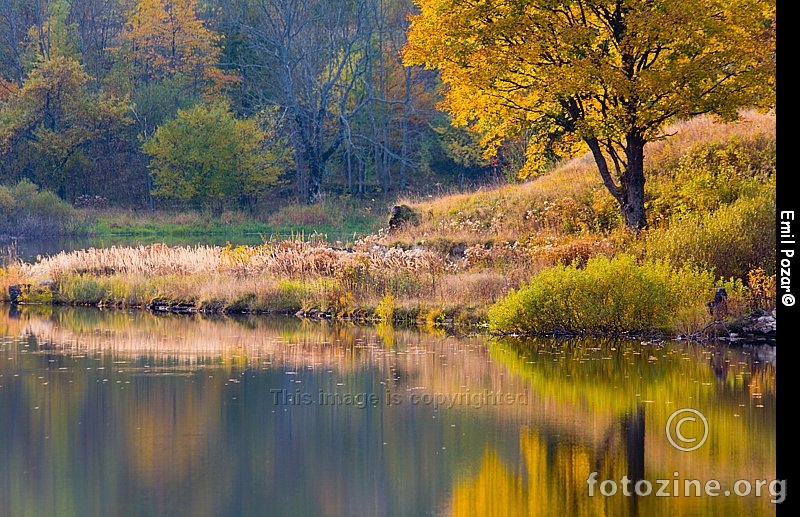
[1,1,128,191]
[125,0,232,93]
[404,0,776,229]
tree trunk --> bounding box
[589,134,649,231]
[620,134,647,231]
[307,159,323,204]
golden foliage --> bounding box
[125,0,235,93]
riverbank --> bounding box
[0,195,383,244]
[1,239,492,330]
[0,232,775,343]
[0,112,776,341]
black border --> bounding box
[775,0,788,512]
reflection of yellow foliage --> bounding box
[450,451,526,517]
[375,322,395,348]
[452,420,776,517]
[451,431,613,517]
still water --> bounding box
[0,307,777,517]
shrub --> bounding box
[0,180,76,236]
[375,293,396,323]
[59,274,106,305]
[488,254,720,335]
[26,189,75,222]
[746,268,776,311]
[0,186,17,215]
[644,180,775,279]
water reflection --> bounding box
[0,307,777,516]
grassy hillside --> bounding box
[382,111,774,275]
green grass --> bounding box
[72,198,383,243]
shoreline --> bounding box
[1,298,775,347]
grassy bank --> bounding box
[1,111,776,337]
[78,199,382,241]
[1,239,490,327]
[1,193,382,243]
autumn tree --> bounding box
[124,0,232,91]
[0,54,129,197]
[404,0,776,229]
[143,102,289,212]
[0,1,130,199]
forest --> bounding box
[1,0,501,215]
[1,0,775,229]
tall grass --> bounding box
[11,239,486,322]
[644,181,776,280]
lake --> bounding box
[0,306,778,516]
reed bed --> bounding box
[21,239,447,281]
[8,238,497,323]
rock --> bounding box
[706,287,729,318]
[447,243,467,261]
[8,284,30,303]
[726,309,776,344]
[387,204,420,231]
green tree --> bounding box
[404,0,776,229]
[143,102,289,212]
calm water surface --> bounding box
[0,307,777,516]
